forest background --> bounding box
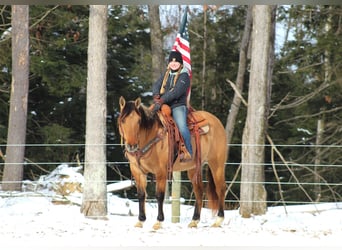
[0,5,341,209]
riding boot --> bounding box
[180,144,192,162]
[181,149,192,162]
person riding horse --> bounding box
[118,96,227,229]
[152,51,192,162]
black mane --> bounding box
[119,100,160,130]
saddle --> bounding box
[157,104,209,179]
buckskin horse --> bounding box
[118,96,227,230]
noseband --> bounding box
[125,128,165,162]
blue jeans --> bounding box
[172,105,193,156]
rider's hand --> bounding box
[152,103,161,113]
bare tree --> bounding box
[81,5,108,219]
[2,5,29,191]
[148,5,164,82]
[240,5,276,218]
[313,7,333,202]
[201,6,208,111]
[225,5,253,158]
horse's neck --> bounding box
[139,121,162,146]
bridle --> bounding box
[118,109,167,165]
[124,128,166,163]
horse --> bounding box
[118,96,227,230]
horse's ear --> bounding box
[119,96,125,111]
[135,97,141,107]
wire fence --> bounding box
[0,143,341,208]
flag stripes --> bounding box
[171,6,192,107]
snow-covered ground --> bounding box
[0,165,341,248]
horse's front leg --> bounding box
[152,173,166,230]
[131,168,147,228]
[135,187,146,228]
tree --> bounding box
[225,5,253,158]
[0,5,152,182]
[268,5,342,204]
[148,5,164,82]
[2,5,29,191]
[240,5,276,218]
[81,5,108,219]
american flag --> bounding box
[171,6,192,106]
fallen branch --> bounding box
[266,134,317,212]
[266,134,287,214]
[225,163,241,203]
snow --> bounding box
[0,165,341,248]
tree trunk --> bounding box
[225,5,253,158]
[2,5,29,191]
[148,5,164,82]
[314,8,331,202]
[201,7,207,110]
[81,5,108,219]
[240,5,276,218]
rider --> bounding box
[152,50,193,162]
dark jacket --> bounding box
[152,67,190,109]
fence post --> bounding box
[171,171,181,223]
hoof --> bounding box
[134,221,144,228]
[211,217,224,227]
[152,221,162,230]
[188,220,199,228]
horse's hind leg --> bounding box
[187,168,203,228]
[207,159,226,227]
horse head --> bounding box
[118,96,142,152]
[118,96,158,153]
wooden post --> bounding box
[314,118,324,202]
[171,171,181,223]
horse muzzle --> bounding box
[125,143,139,153]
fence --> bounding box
[0,143,341,208]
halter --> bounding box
[119,106,167,170]
[124,127,166,165]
